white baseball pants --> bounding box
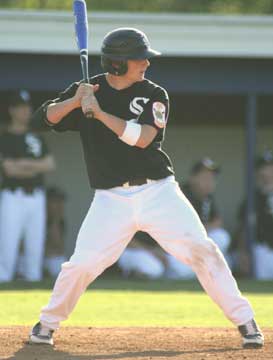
[166,227,232,279]
[40,176,254,329]
[0,188,46,282]
[254,244,273,279]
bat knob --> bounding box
[85,109,94,119]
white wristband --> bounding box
[119,122,142,146]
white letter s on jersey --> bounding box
[129,97,149,116]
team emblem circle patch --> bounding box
[152,102,166,128]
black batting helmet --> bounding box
[101,27,161,76]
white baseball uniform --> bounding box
[33,74,254,330]
[0,131,48,282]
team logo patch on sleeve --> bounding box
[152,102,166,128]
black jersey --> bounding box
[256,190,273,248]
[182,183,219,224]
[33,74,174,189]
[0,131,49,189]
[239,189,273,248]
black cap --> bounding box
[190,157,220,175]
[9,90,31,107]
[255,150,273,169]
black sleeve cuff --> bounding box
[30,100,56,131]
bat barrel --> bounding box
[73,0,93,118]
[73,0,88,52]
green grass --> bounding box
[0,278,272,327]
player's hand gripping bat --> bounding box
[73,0,93,119]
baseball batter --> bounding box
[29,28,264,348]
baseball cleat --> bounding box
[29,321,54,345]
[238,319,264,349]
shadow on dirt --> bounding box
[9,342,242,360]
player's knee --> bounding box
[144,261,165,279]
[54,260,99,290]
[208,228,231,253]
[67,251,110,277]
[61,260,89,273]
[190,238,225,270]
[61,260,104,284]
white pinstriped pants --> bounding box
[40,176,254,329]
[0,188,46,282]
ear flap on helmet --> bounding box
[101,56,128,76]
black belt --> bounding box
[122,178,155,187]
[2,185,38,194]
[22,186,36,194]
[128,178,149,186]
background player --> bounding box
[118,231,166,279]
[29,28,263,349]
[182,158,231,257]
[233,150,273,279]
[0,90,55,282]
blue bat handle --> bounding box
[73,0,88,52]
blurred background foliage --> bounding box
[1,0,273,14]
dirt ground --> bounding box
[0,327,272,360]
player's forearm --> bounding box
[18,156,55,174]
[2,161,37,178]
[6,169,34,178]
[34,156,56,173]
[96,111,126,137]
[96,111,156,148]
[47,98,80,124]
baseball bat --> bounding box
[73,0,93,118]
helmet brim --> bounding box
[128,48,161,59]
[103,47,161,61]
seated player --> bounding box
[233,150,273,279]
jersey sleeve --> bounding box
[137,86,169,140]
[31,82,83,132]
[39,135,50,157]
